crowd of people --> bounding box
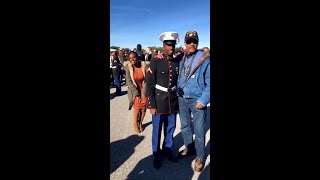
[108,45,159,95]
[108,30,210,172]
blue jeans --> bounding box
[178,97,207,160]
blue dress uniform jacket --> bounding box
[146,54,180,114]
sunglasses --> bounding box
[186,39,198,44]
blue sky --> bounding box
[110,0,210,50]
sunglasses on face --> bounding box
[186,39,198,44]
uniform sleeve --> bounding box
[175,53,184,62]
[146,59,157,109]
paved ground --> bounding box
[110,85,210,180]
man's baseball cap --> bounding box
[159,32,179,45]
[184,30,199,42]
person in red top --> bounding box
[125,51,147,133]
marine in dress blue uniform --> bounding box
[146,32,180,169]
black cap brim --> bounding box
[163,40,177,45]
[185,37,199,42]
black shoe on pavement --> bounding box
[153,158,161,169]
[116,89,122,96]
[164,148,178,162]
[167,152,178,162]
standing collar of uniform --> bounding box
[163,53,174,60]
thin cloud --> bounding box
[111,6,153,13]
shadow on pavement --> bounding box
[109,92,116,100]
[127,108,211,179]
[198,162,210,180]
[120,90,128,96]
[110,135,145,174]
[142,121,152,130]
[110,90,128,100]
[126,132,194,180]
[205,139,211,159]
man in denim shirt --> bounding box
[177,31,210,172]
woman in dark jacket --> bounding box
[117,50,127,84]
[125,51,147,133]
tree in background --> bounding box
[110,46,185,53]
[122,48,131,51]
[110,46,120,50]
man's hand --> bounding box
[196,102,204,109]
[150,108,157,115]
[154,53,164,59]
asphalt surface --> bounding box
[110,85,211,180]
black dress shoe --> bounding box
[164,148,178,162]
[167,153,178,162]
[153,158,161,169]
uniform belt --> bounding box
[155,84,176,92]
[112,66,117,69]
